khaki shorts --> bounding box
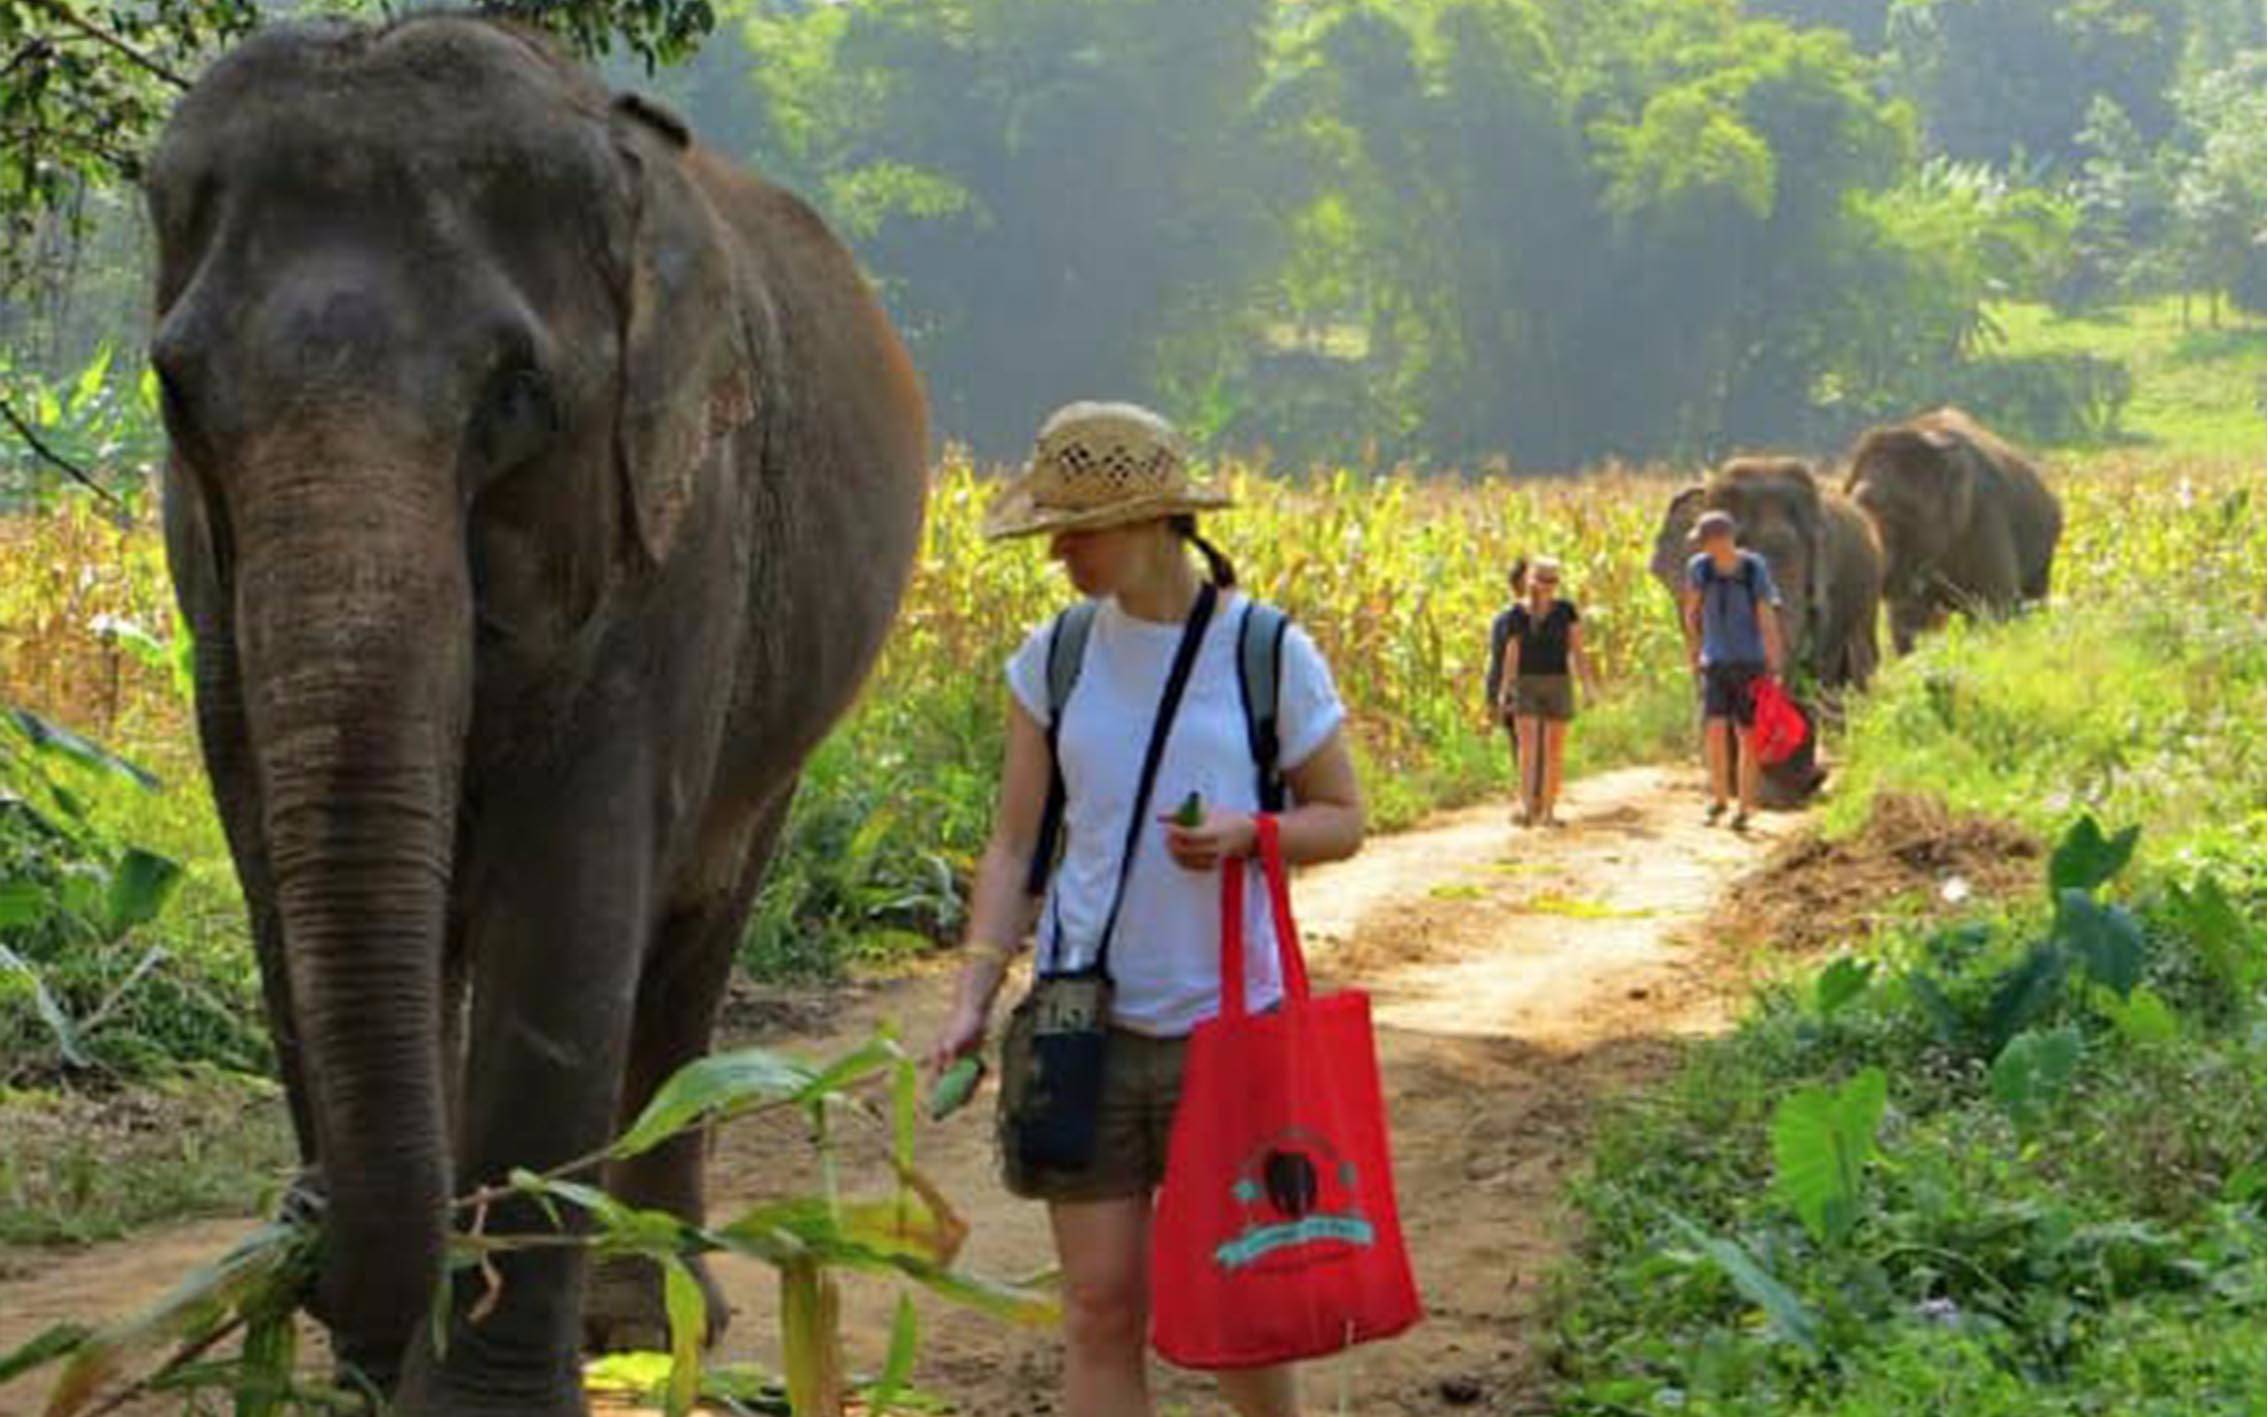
[998,1020,1188,1203]
[1512,673,1575,721]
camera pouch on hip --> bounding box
[1003,967,1115,1172]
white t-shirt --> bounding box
[1006,592,1346,1037]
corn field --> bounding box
[0,450,2258,993]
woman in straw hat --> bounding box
[929,402,1365,1416]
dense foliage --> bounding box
[4,0,2260,480]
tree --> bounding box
[2167,51,2267,315]
[1886,0,2189,170]
[0,0,723,292]
[737,0,1284,458]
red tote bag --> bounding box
[1149,815,1423,1369]
[1751,676,1810,767]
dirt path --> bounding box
[0,763,1795,1417]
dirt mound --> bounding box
[1723,793,2041,958]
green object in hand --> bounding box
[1174,790,1205,827]
[929,1056,984,1121]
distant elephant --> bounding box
[1699,457,1884,692]
[149,18,926,1416]
[1646,463,1884,809]
[1843,408,2061,653]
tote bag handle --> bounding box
[1219,814,1313,1021]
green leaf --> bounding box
[1813,957,1875,1017]
[2048,814,2139,895]
[0,1324,90,1386]
[0,943,86,1068]
[796,1031,903,1105]
[100,849,182,939]
[511,1175,693,1258]
[892,1052,919,1170]
[232,1305,296,1417]
[71,347,112,414]
[1902,969,1966,1046]
[2170,874,2264,998]
[6,708,159,790]
[2094,984,2179,1047]
[2057,890,2146,998]
[1989,1026,2084,1123]
[1983,941,2070,1050]
[41,1221,315,1417]
[867,1296,920,1416]
[1660,1210,1822,1356]
[606,1046,819,1160]
[660,1257,705,1417]
[0,879,50,928]
[1770,1067,1887,1246]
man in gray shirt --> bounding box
[1682,511,1785,830]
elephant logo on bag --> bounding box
[1216,1126,1375,1273]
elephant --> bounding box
[1843,407,2061,654]
[1696,457,1884,693]
[1646,459,1886,807]
[147,17,926,1415]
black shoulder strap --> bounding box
[1236,601,1291,812]
[1073,583,1218,976]
[1023,601,1099,898]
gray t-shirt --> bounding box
[1686,550,1781,667]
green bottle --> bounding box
[1174,789,1206,827]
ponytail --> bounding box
[1170,514,1238,589]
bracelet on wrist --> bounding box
[965,939,1021,968]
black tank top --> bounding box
[1509,599,1578,676]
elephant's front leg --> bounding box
[585,789,792,1354]
[395,757,659,1417]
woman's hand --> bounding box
[1159,807,1259,872]
[926,999,990,1078]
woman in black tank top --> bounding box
[1501,557,1600,827]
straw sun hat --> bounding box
[982,401,1233,541]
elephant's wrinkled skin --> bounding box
[1647,459,1885,807]
[1696,458,1883,691]
[1843,407,2061,654]
[148,18,925,1413]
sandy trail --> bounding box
[0,763,1794,1417]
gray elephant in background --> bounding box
[1647,459,1883,807]
[150,17,926,1415]
[1843,407,2061,653]
[1696,458,1884,691]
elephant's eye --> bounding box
[471,362,560,476]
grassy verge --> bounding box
[1539,508,2266,1412]
[0,1071,292,1255]
[1987,295,2266,459]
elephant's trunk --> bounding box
[233,440,472,1386]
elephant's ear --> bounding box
[609,94,757,567]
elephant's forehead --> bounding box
[159,19,614,207]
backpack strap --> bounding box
[1024,600,1100,898]
[1236,601,1292,813]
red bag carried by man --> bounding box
[1149,814,1423,1369]
[1750,675,1810,768]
